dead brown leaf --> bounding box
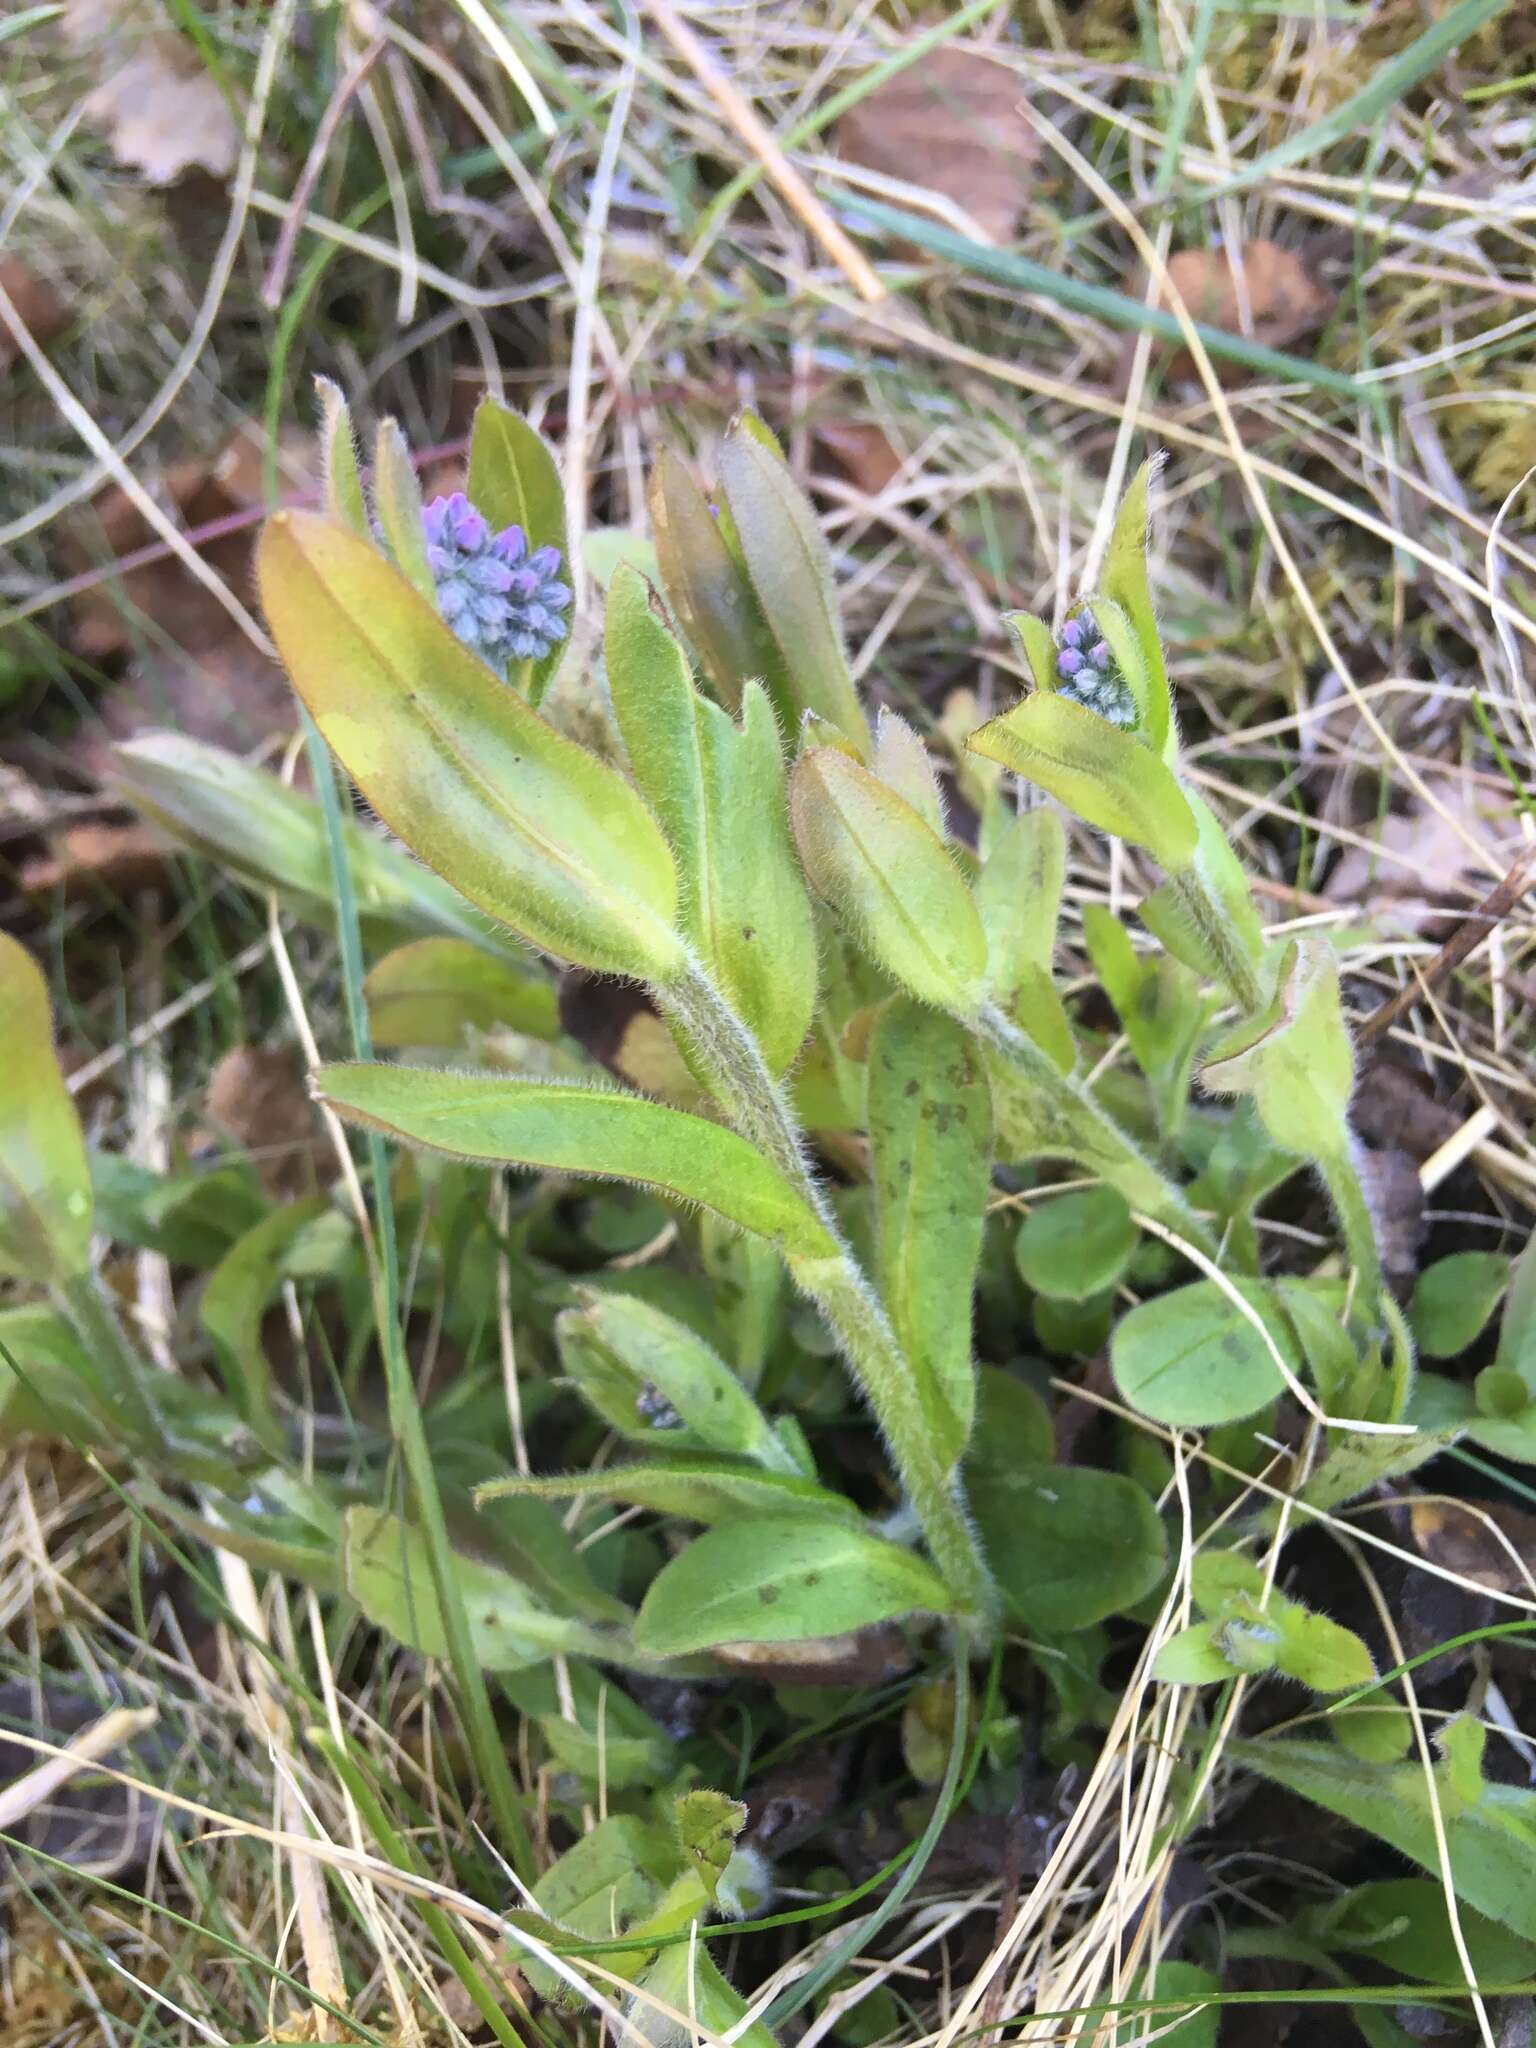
[203,1044,328,1201]
[1138,240,1333,382]
[20,819,166,901]
[64,1,239,186]
[1409,1498,1536,1599]
[835,47,1039,244]
[813,418,905,497]
[0,255,66,372]
[1325,771,1523,932]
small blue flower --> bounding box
[1054,609,1137,729]
[422,491,572,669]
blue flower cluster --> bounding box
[422,492,572,668]
[1055,609,1137,729]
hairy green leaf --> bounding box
[554,1291,799,1471]
[633,1517,951,1655]
[342,1506,620,1672]
[315,1065,836,1260]
[791,748,988,1011]
[968,695,1198,870]
[257,511,682,980]
[1227,1738,1536,1941]
[868,1001,991,1466]
[478,1457,861,1527]
[606,567,817,1074]
[466,396,569,702]
[717,414,870,752]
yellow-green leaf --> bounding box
[0,934,93,1282]
[606,567,817,1073]
[113,733,489,947]
[315,1064,837,1260]
[868,1000,991,1467]
[466,397,569,703]
[967,694,1198,871]
[364,937,560,1050]
[1098,460,1172,757]
[649,446,778,717]
[257,511,683,981]
[790,749,988,1012]
[717,415,871,753]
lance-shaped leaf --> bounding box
[968,694,1197,871]
[975,806,1075,1068]
[342,1506,623,1671]
[314,375,367,535]
[364,937,560,1050]
[315,1065,837,1260]
[257,511,683,981]
[0,1304,119,1443]
[606,567,817,1074]
[1097,460,1174,757]
[717,414,871,753]
[554,1290,801,1472]
[791,748,988,1012]
[873,708,947,836]
[868,1001,991,1467]
[1201,938,1354,1160]
[1083,905,1207,1141]
[477,1458,861,1527]
[1226,1738,1536,1942]
[372,417,434,600]
[113,734,490,947]
[634,1933,780,2048]
[466,396,570,703]
[633,1516,952,1655]
[649,446,780,716]
[0,935,93,1284]
[200,1197,325,1448]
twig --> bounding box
[1357,841,1536,1046]
[640,0,887,305]
[260,37,388,310]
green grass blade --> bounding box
[1203,0,1512,196]
[839,195,1367,399]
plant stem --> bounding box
[302,715,534,1878]
[658,964,997,1632]
[972,1004,1221,1262]
[1316,1144,1384,1322]
[1167,865,1266,1015]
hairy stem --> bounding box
[1317,1144,1384,1323]
[658,964,997,1631]
[973,1003,1221,1262]
[1167,864,1266,1015]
